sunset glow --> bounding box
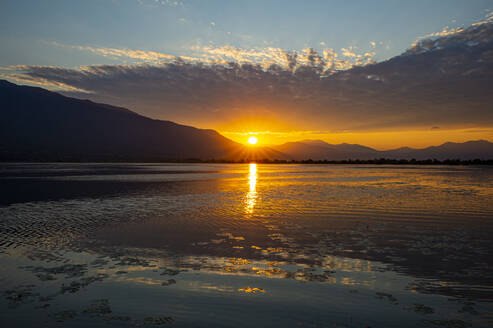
[222,128,493,150]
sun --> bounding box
[248,136,258,145]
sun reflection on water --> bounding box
[245,163,257,214]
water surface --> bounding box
[1,163,492,327]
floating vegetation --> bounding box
[458,304,479,315]
[216,232,236,239]
[238,287,265,294]
[252,267,283,277]
[115,257,154,267]
[60,273,108,294]
[161,279,176,286]
[159,267,184,276]
[375,292,398,304]
[51,310,77,322]
[83,299,112,316]
[35,273,56,281]
[424,319,472,328]
[228,258,251,265]
[39,295,54,302]
[90,258,109,267]
[60,281,83,294]
[143,316,175,325]
[21,264,88,278]
[107,315,132,321]
[36,303,51,309]
[4,285,39,308]
[222,266,238,272]
[412,303,434,314]
[292,267,336,282]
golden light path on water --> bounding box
[245,163,257,214]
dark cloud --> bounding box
[5,22,493,132]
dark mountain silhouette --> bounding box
[0,80,246,161]
[272,139,493,160]
[273,141,351,160]
[382,140,493,160]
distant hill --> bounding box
[382,140,493,160]
[272,139,493,160]
[0,80,245,161]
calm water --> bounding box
[1,163,492,327]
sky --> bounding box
[1,0,493,149]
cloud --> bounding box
[406,20,493,55]
[50,38,378,74]
[340,46,375,66]
[411,11,493,50]
[51,41,178,62]
[47,39,379,77]
[341,47,357,58]
[7,47,491,133]
[0,71,91,93]
[419,26,465,40]
[4,22,493,133]
[191,44,374,73]
[472,10,493,26]
[137,0,184,7]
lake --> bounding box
[1,163,492,327]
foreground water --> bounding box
[0,163,492,327]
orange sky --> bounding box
[220,128,493,150]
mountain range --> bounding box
[271,139,493,161]
[0,79,243,161]
[1,79,492,162]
